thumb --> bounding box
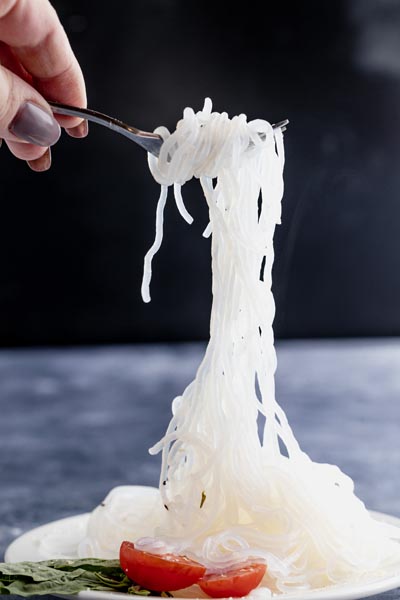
[0,63,60,159]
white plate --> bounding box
[4,507,400,600]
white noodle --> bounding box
[173,182,194,224]
[141,185,168,303]
[78,99,400,593]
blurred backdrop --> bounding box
[1,0,400,346]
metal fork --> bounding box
[49,101,289,157]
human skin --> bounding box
[0,0,87,171]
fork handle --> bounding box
[49,101,163,156]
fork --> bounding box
[49,101,289,157]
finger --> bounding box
[27,147,51,172]
[66,119,88,139]
[5,139,51,171]
[5,139,49,161]
[0,0,87,130]
[0,39,88,139]
[0,64,60,151]
[0,40,31,83]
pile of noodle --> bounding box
[73,99,400,593]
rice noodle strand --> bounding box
[141,185,168,303]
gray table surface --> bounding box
[1,339,400,599]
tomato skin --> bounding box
[198,563,267,598]
[119,541,206,591]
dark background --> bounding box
[1,0,400,346]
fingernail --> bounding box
[9,102,61,147]
[27,147,52,172]
[66,120,89,138]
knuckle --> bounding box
[0,66,14,123]
[0,0,18,21]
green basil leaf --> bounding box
[0,559,171,596]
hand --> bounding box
[0,0,87,171]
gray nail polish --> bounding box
[9,102,61,147]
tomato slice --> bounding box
[119,541,206,591]
[198,563,267,598]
